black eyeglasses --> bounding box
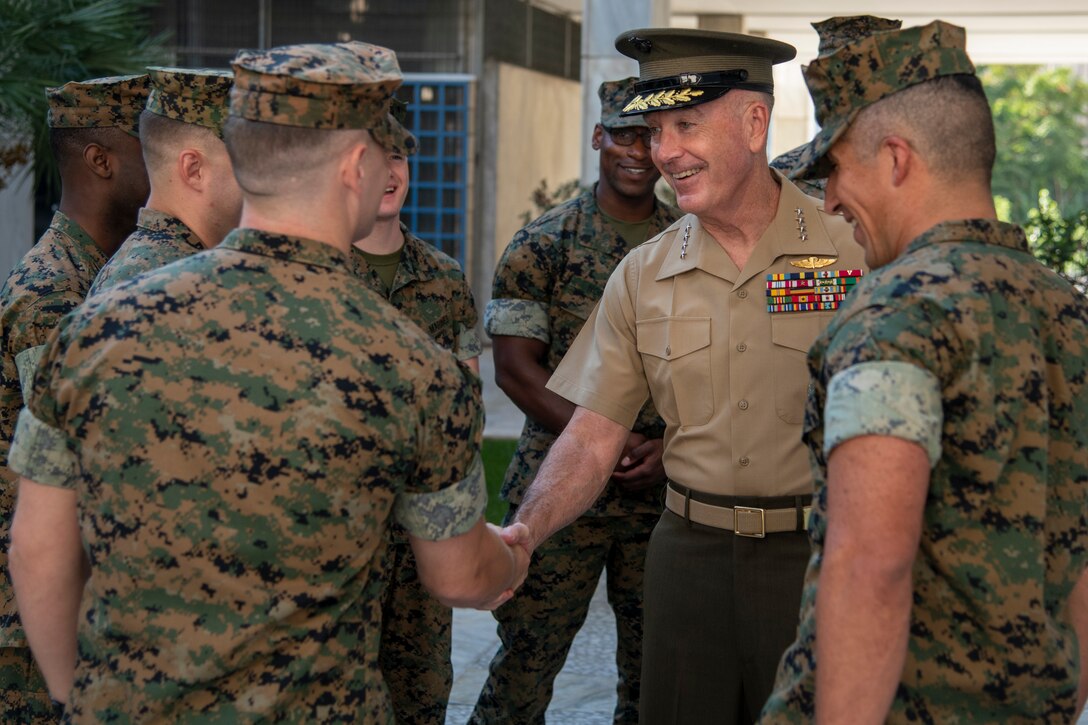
[605,126,652,147]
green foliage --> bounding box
[979,64,1088,224]
[482,438,516,525]
[519,178,588,225]
[0,0,170,192]
[1020,189,1088,289]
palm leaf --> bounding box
[0,0,171,193]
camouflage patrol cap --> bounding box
[615,29,795,116]
[771,15,902,188]
[813,16,902,56]
[145,67,234,139]
[793,20,975,179]
[598,78,647,129]
[46,74,151,138]
[229,41,416,154]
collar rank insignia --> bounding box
[765,268,865,314]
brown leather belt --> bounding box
[664,482,811,538]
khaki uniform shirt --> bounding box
[353,224,481,362]
[548,171,865,497]
[89,207,206,295]
[10,228,485,723]
[0,210,105,646]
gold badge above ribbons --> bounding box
[790,256,836,269]
[623,88,705,113]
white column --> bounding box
[580,0,671,186]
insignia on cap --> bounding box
[679,73,702,86]
[790,256,836,269]
[623,88,706,114]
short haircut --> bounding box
[49,126,128,168]
[849,74,996,185]
[138,109,220,174]
[222,116,366,196]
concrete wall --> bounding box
[0,159,35,283]
[492,62,582,262]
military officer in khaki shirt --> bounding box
[499,29,866,724]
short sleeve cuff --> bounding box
[456,326,483,361]
[14,345,46,400]
[395,453,486,541]
[484,299,549,343]
[8,408,78,489]
[824,361,943,467]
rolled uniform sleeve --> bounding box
[484,299,549,343]
[546,255,649,428]
[484,225,561,344]
[824,361,943,466]
[451,275,482,360]
[9,322,81,489]
[8,407,78,488]
[395,355,486,540]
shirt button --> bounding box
[739,456,750,467]
[738,399,749,410]
[737,289,748,299]
[737,342,747,352]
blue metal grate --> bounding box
[398,75,472,268]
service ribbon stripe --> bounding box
[767,284,855,296]
[767,293,850,304]
[766,269,864,281]
[766,277,859,290]
[767,301,842,313]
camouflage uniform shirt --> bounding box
[353,223,481,361]
[88,207,205,295]
[762,220,1088,723]
[484,187,678,515]
[0,210,106,647]
[10,228,486,723]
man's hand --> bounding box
[611,432,665,492]
[476,522,532,610]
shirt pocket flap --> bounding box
[771,314,822,353]
[636,316,711,361]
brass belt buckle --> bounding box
[734,506,766,538]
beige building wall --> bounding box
[492,63,582,263]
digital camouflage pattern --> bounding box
[761,220,1088,723]
[768,147,826,199]
[793,20,976,179]
[812,15,903,55]
[353,224,481,362]
[230,42,416,154]
[353,222,481,725]
[0,647,53,723]
[771,15,903,192]
[88,208,206,296]
[484,187,677,515]
[471,509,660,725]
[474,188,677,724]
[598,77,646,129]
[11,228,485,723]
[0,211,107,648]
[46,75,150,137]
[145,67,233,138]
